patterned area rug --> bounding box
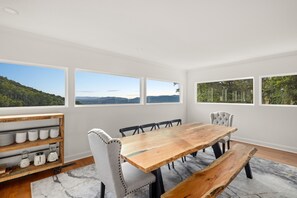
[31,148,297,198]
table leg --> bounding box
[212,142,223,159]
[152,168,165,198]
[244,162,253,179]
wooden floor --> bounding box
[0,141,296,198]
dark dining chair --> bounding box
[170,119,186,162]
[156,120,186,169]
[140,123,157,132]
[119,125,140,137]
[156,121,172,128]
[171,119,182,126]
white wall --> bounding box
[187,54,297,153]
[0,26,187,162]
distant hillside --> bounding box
[76,96,140,104]
[146,95,179,103]
[0,76,64,107]
[76,95,179,105]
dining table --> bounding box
[120,122,239,198]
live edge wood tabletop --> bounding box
[120,122,237,173]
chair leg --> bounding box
[222,143,226,154]
[203,148,205,152]
[172,162,175,169]
[149,183,153,198]
[184,156,186,161]
[227,140,230,149]
[181,157,184,163]
[100,182,105,198]
[191,151,197,157]
[167,163,171,170]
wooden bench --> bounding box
[161,143,257,198]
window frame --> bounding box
[145,77,183,105]
[259,72,297,107]
[195,77,255,105]
[0,59,68,109]
[74,68,144,107]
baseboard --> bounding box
[64,151,92,163]
[232,136,297,154]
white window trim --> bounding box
[0,59,68,108]
[259,72,297,107]
[145,77,183,105]
[195,77,255,105]
[74,68,143,107]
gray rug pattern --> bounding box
[31,149,297,198]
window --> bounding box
[197,78,253,104]
[146,79,180,103]
[261,74,297,106]
[0,62,65,107]
[75,70,141,105]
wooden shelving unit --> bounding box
[0,113,64,183]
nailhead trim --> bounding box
[126,181,154,195]
[88,129,155,196]
[88,130,128,193]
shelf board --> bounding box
[0,137,63,153]
[0,113,64,123]
[0,160,62,183]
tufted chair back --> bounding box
[210,112,234,127]
[88,129,127,197]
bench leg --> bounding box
[244,162,253,179]
[152,168,165,198]
[212,142,223,159]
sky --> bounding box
[0,63,65,97]
[0,62,179,99]
[76,71,179,98]
[76,71,140,98]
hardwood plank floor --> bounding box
[232,140,297,168]
[0,141,296,198]
[0,157,94,198]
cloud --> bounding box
[77,90,96,93]
[107,90,120,92]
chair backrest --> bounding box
[88,129,127,197]
[139,123,157,132]
[171,119,182,126]
[157,121,172,129]
[210,112,234,127]
[119,125,140,137]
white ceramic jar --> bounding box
[39,129,49,140]
[28,129,38,141]
[15,132,27,143]
[50,128,59,138]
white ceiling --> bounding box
[0,0,297,70]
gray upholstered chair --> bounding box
[88,129,156,198]
[210,112,234,153]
